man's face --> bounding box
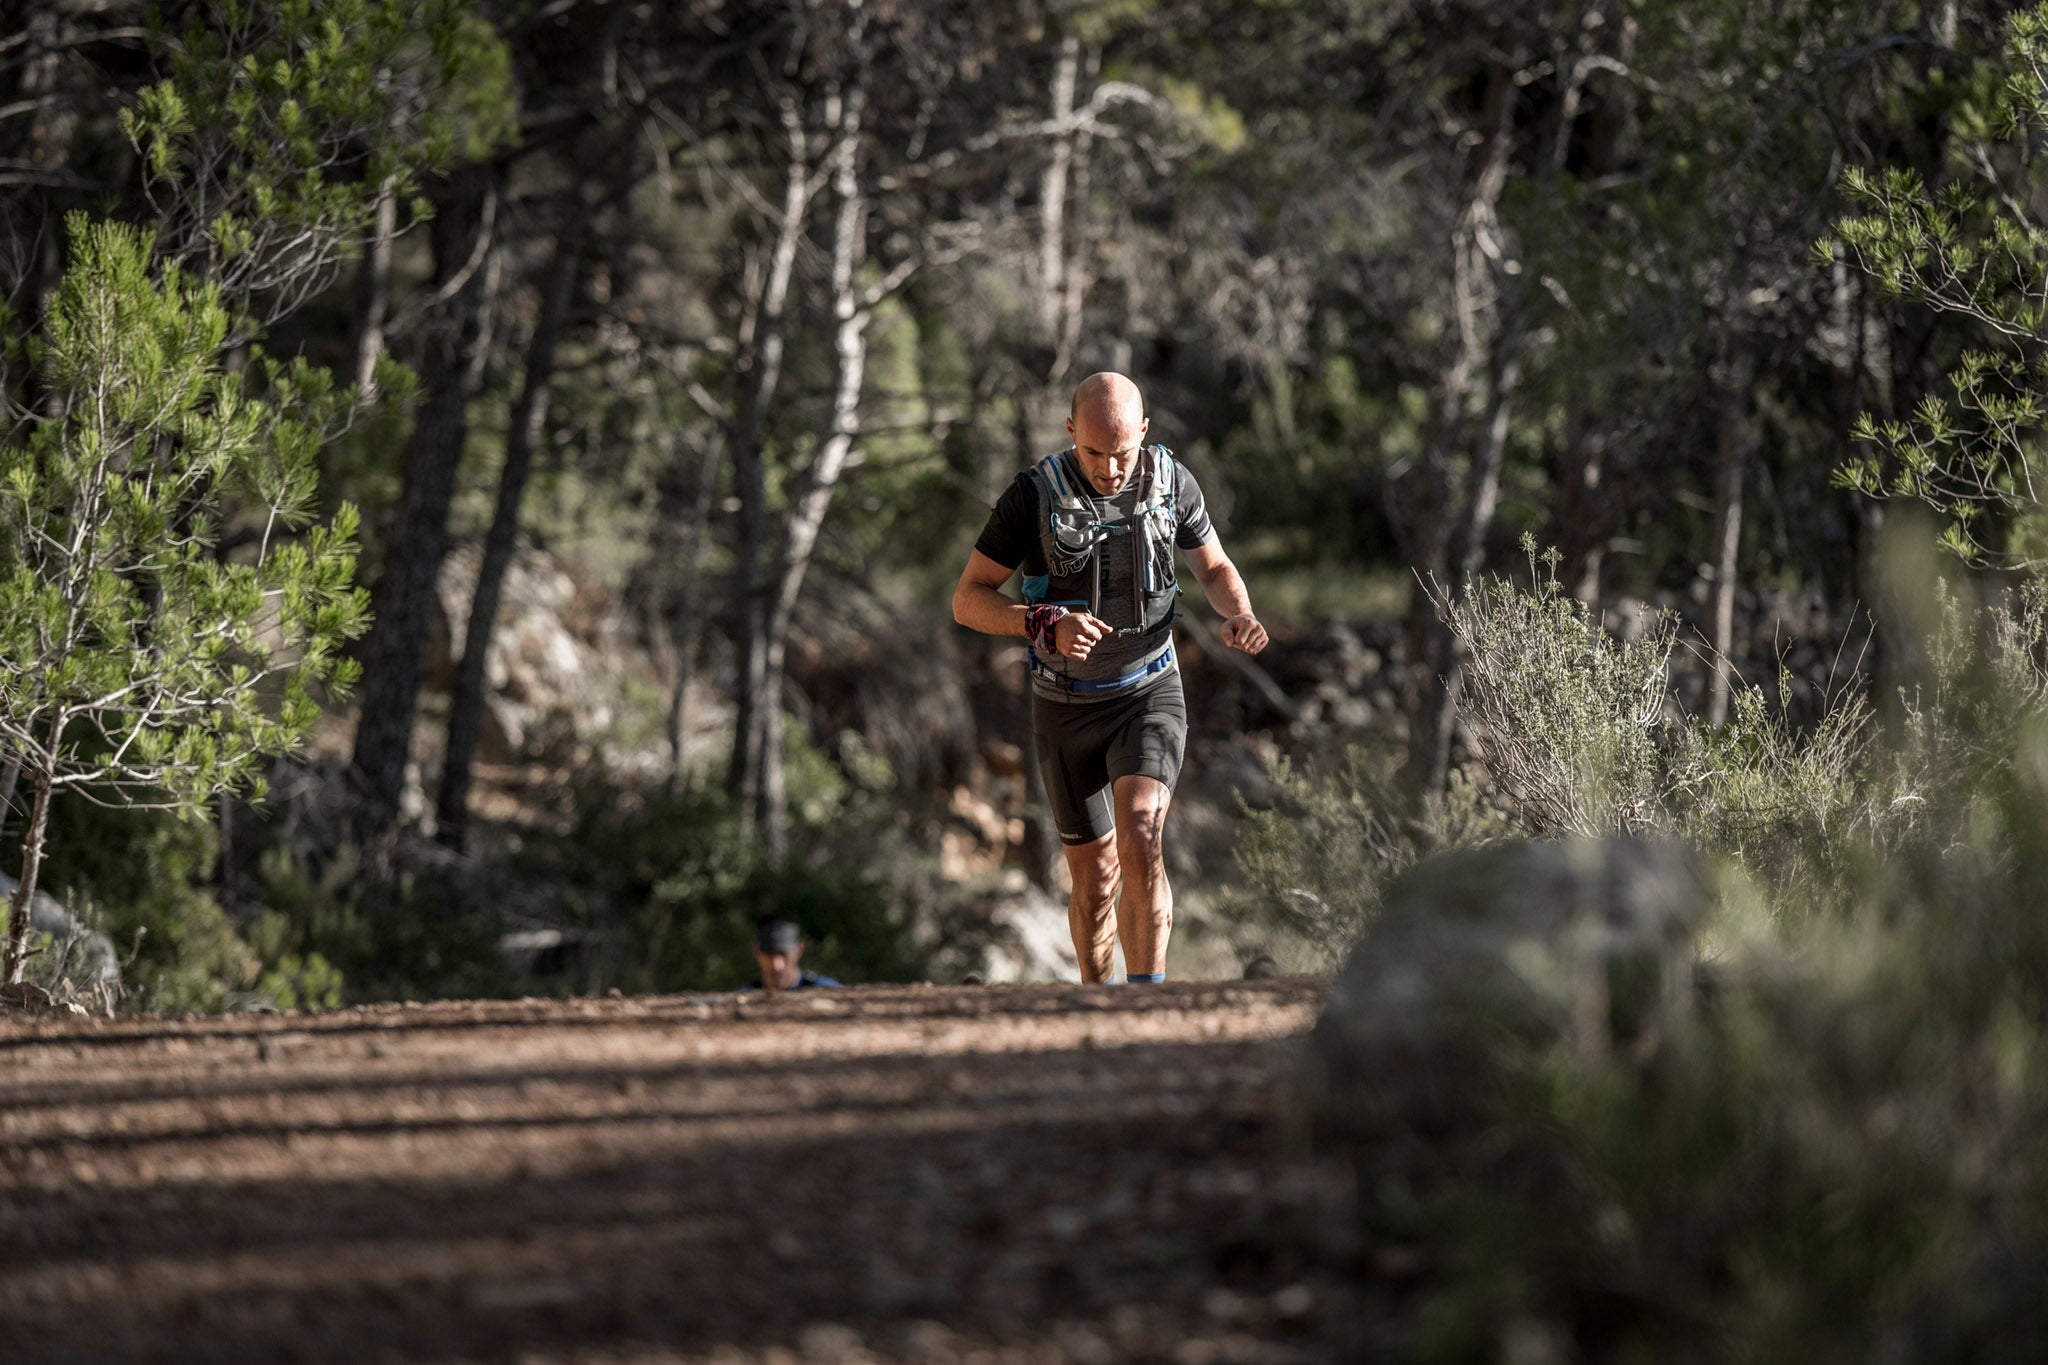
[1067,404,1148,496]
[754,943,803,991]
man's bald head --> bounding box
[1066,372,1149,495]
[1071,372,1145,425]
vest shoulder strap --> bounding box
[1146,446,1175,509]
[1030,450,1080,506]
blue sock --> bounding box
[1126,972,1165,984]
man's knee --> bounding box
[1063,834,1118,899]
[1112,776,1171,866]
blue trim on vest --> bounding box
[1027,639,1176,694]
[1041,451,1074,501]
[1022,573,1050,603]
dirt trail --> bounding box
[1,979,1333,1364]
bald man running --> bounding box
[953,373,1268,983]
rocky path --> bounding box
[1,980,1332,1364]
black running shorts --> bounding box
[1031,670,1188,845]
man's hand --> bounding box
[1056,612,1112,660]
[1221,612,1268,655]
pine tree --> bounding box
[0,0,512,989]
[0,217,369,985]
[1831,3,2048,566]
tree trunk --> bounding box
[1414,328,1525,796]
[1454,334,1524,597]
[1399,361,1459,787]
[1834,255,1884,708]
[217,792,236,901]
[1036,35,1081,352]
[1930,0,1958,49]
[1023,35,1093,433]
[3,763,53,987]
[10,8,77,419]
[1704,359,1747,726]
[0,754,19,847]
[436,194,589,851]
[352,187,400,394]
[727,101,814,818]
[1400,59,1516,801]
[349,166,500,862]
[1557,424,1608,605]
[754,88,871,856]
[666,428,723,779]
[1053,52,1098,381]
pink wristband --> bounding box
[1026,604,1068,655]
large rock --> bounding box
[939,873,1079,984]
[432,542,629,766]
[1312,836,1709,1138]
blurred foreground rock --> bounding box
[1312,835,1708,1138]
[0,871,122,990]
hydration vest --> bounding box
[1019,446,1182,691]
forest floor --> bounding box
[1,978,1343,1364]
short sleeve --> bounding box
[1172,457,1215,549]
[972,474,1038,570]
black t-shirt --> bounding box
[973,448,1216,697]
[974,448,1215,571]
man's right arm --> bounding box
[952,550,1029,637]
[952,551,1111,659]
[958,476,1111,657]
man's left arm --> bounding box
[1185,539,1268,655]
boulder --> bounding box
[1311,836,1708,1139]
[432,542,627,766]
[944,873,1078,984]
[982,882,1081,983]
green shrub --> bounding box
[1307,562,2048,1360]
[246,842,511,1005]
[36,801,258,1013]
[1435,540,1678,838]
[1427,545,2048,920]
[508,772,933,994]
[1229,546,2048,966]
[251,947,346,1012]
[1344,793,2048,1362]
[1230,745,1508,959]
[1672,679,1877,916]
[213,755,938,1006]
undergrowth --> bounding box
[1278,533,2048,1359]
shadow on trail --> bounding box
[0,1037,1290,1157]
[0,1022,1323,1365]
[0,979,1326,1054]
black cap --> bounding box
[755,917,803,955]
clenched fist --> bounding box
[1221,613,1268,655]
[1055,612,1112,660]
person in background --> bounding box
[744,917,842,992]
